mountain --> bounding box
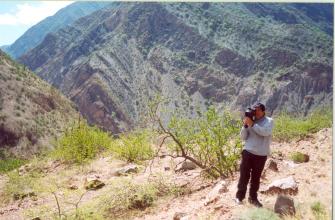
[3,2,111,59]
[0,45,9,51]
[19,2,333,133]
[0,50,77,157]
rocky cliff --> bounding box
[19,2,333,133]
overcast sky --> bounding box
[0,1,73,46]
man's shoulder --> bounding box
[265,116,274,123]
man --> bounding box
[235,102,274,207]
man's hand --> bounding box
[243,117,254,127]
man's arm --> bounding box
[240,127,249,140]
[251,118,274,137]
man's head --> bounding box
[252,102,265,119]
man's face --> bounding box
[255,107,265,119]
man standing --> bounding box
[235,102,274,207]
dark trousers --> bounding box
[236,150,267,200]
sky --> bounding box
[0,1,73,46]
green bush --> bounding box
[102,179,158,218]
[311,201,326,217]
[290,152,308,163]
[240,208,280,220]
[2,171,40,203]
[110,129,154,163]
[167,106,242,178]
[52,121,112,164]
[0,158,26,174]
[273,106,332,142]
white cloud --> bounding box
[0,1,73,25]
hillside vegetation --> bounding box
[0,50,77,160]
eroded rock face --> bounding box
[19,3,333,133]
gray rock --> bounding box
[274,194,295,216]
[116,164,139,176]
[204,180,228,205]
[261,176,298,195]
[173,212,188,220]
[84,179,105,190]
[267,159,278,172]
[68,184,78,190]
[176,161,197,172]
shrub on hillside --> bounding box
[52,121,112,164]
[110,129,154,163]
[0,158,26,174]
[273,106,332,142]
[289,152,309,163]
[149,96,242,178]
[311,201,327,219]
[101,179,158,218]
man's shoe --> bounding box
[234,198,243,205]
[248,197,263,207]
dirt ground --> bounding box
[0,128,332,220]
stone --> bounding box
[13,191,37,200]
[84,179,105,190]
[204,180,228,205]
[267,159,278,172]
[260,176,298,195]
[214,204,224,210]
[284,160,299,168]
[274,195,295,216]
[116,164,139,176]
[173,212,188,220]
[176,161,197,172]
[68,184,78,190]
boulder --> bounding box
[266,159,278,172]
[68,184,78,190]
[116,164,139,176]
[260,176,298,195]
[204,180,228,205]
[84,179,105,190]
[173,212,188,220]
[274,194,295,216]
[176,161,197,172]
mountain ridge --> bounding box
[3,2,112,59]
[19,2,333,133]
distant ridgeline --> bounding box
[13,2,333,133]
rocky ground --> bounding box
[0,128,332,220]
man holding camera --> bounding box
[235,102,274,207]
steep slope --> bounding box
[0,50,77,157]
[19,2,333,133]
[3,2,111,59]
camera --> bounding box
[244,107,255,128]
